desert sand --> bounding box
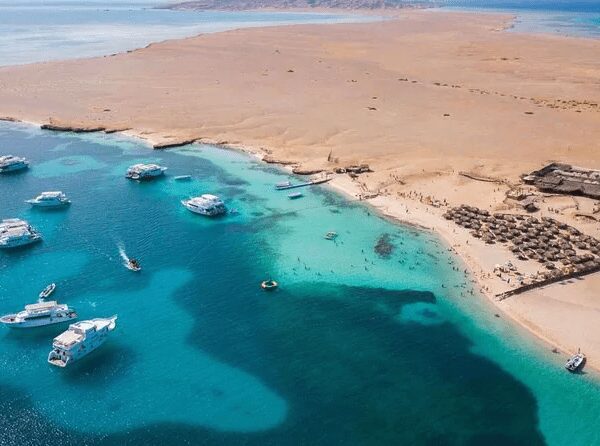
[0,10,599,367]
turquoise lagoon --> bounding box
[1,121,600,445]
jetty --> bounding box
[275,177,331,190]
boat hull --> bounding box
[0,236,41,249]
[0,163,28,173]
[182,201,226,217]
[1,313,77,329]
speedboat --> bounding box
[324,231,338,241]
[182,194,227,216]
[48,316,117,368]
[0,219,41,249]
[0,155,29,173]
[125,163,167,180]
[126,258,141,272]
[0,300,77,329]
[174,175,192,181]
[565,352,586,372]
[26,191,70,207]
[39,283,56,300]
[288,192,303,199]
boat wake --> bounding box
[118,243,130,265]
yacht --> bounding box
[26,191,70,207]
[0,219,41,249]
[47,316,117,368]
[0,155,29,173]
[0,300,77,329]
[182,194,227,216]
[125,163,167,180]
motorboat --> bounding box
[288,192,303,199]
[181,194,227,216]
[275,181,292,190]
[47,316,117,367]
[565,352,586,372]
[261,279,278,291]
[174,175,192,181]
[126,258,141,272]
[324,231,338,241]
[0,155,29,173]
[26,191,70,207]
[0,300,76,329]
[125,163,167,180]
[0,219,41,249]
[39,283,56,300]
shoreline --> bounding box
[2,117,593,373]
[1,9,599,371]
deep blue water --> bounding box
[1,122,600,445]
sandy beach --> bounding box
[1,9,600,368]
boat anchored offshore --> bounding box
[48,316,117,367]
[125,163,167,180]
[288,192,303,200]
[26,191,70,207]
[0,300,77,329]
[0,155,29,173]
[182,194,227,216]
[324,231,338,241]
[39,283,56,300]
[0,219,41,249]
[565,351,586,372]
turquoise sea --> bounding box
[1,121,600,445]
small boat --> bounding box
[261,279,278,291]
[182,194,227,217]
[275,181,292,190]
[0,155,29,173]
[174,175,192,181]
[125,163,167,180]
[0,300,77,329]
[324,231,338,241]
[565,351,586,372]
[126,258,141,272]
[288,192,303,200]
[39,283,56,300]
[26,191,70,207]
[47,316,117,367]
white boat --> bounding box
[275,181,292,190]
[565,352,586,372]
[47,316,117,368]
[182,194,227,216]
[324,231,338,241]
[26,191,70,207]
[0,219,41,249]
[0,155,29,173]
[0,300,77,329]
[174,175,192,181]
[39,283,56,300]
[288,192,303,199]
[125,163,167,180]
